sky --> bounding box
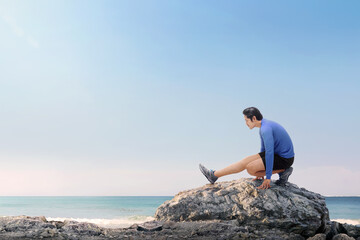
[0,0,359,196]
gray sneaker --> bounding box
[275,167,293,186]
[199,164,218,184]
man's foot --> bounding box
[275,167,293,186]
[199,164,218,184]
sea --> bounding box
[0,196,359,228]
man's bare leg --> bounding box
[246,159,285,178]
[214,153,261,178]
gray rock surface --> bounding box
[307,233,326,240]
[343,223,360,239]
[0,216,307,239]
[332,233,356,240]
[1,216,358,239]
[324,221,360,240]
[0,215,104,239]
[155,178,329,238]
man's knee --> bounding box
[246,165,256,176]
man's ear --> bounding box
[252,116,257,122]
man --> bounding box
[199,107,295,189]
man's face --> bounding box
[244,115,256,129]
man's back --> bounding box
[260,118,294,158]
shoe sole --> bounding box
[199,164,215,184]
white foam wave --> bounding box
[47,216,155,229]
[332,219,360,226]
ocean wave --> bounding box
[332,219,360,226]
[47,216,155,228]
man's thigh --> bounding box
[246,159,266,174]
[240,153,262,167]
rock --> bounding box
[324,224,336,239]
[155,178,329,238]
[40,228,57,238]
[129,223,138,229]
[0,215,55,232]
[0,215,347,240]
[307,233,326,240]
[332,233,356,240]
[162,221,177,229]
[137,221,163,231]
[324,221,357,239]
[62,220,103,236]
[342,223,360,239]
[51,220,65,229]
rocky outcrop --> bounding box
[1,216,359,239]
[0,216,312,239]
[0,216,103,239]
[155,178,329,238]
[0,178,359,239]
[323,221,360,240]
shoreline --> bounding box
[46,216,156,229]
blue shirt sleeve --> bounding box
[261,127,274,179]
[260,132,265,152]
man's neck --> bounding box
[255,120,262,128]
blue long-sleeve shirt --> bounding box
[260,119,294,179]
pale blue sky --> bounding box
[0,0,359,196]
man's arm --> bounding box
[260,132,265,152]
[261,128,274,179]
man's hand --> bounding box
[257,179,271,189]
[252,176,264,181]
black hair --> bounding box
[243,107,263,122]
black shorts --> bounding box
[258,151,294,170]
